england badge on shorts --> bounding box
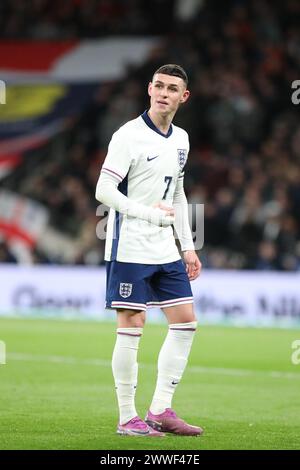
[119,283,133,298]
[177,149,188,170]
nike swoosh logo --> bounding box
[147,155,159,161]
[171,381,179,385]
[132,430,151,435]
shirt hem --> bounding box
[104,254,181,264]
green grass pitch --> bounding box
[0,317,300,450]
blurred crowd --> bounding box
[0,0,178,38]
[1,0,300,270]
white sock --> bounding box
[150,321,197,415]
[112,327,143,425]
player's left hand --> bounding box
[183,250,202,281]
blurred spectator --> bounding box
[254,240,281,270]
[0,240,17,263]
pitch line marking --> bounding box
[7,353,300,380]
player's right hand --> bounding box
[150,207,175,227]
[153,202,175,217]
[160,214,175,227]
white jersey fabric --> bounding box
[96,111,194,264]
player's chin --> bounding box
[156,104,170,114]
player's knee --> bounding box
[133,317,145,328]
[189,313,197,324]
[129,314,145,328]
[163,304,197,325]
[117,309,145,328]
[173,315,196,324]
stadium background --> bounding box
[0,0,300,451]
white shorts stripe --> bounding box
[159,296,193,304]
[149,300,193,308]
[111,301,146,311]
[147,297,194,308]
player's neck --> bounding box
[148,109,174,135]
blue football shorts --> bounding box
[105,259,193,311]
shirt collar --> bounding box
[141,110,173,138]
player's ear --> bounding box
[180,89,190,104]
[148,82,152,97]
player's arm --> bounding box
[96,172,174,226]
[95,130,174,227]
[173,175,201,280]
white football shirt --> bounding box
[100,111,192,264]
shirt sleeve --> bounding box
[95,149,174,227]
[173,176,195,252]
[100,128,132,183]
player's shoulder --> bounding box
[112,117,143,140]
[172,123,189,141]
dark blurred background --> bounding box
[0,0,300,271]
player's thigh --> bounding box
[162,302,196,324]
[152,260,194,322]
[116,309,146,328]
[106,261,155,312]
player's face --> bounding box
[148,74,190,116]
